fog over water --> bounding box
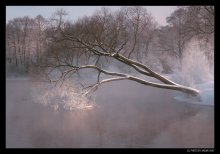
[6,40,214,148]
[6,78,214,148]
[6,6,214,148]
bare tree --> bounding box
[6,24,16,65]
[6,17,36,71]
[34,15,48,63]
[39,7,200,96]
[156,6,214,72]
[166,8,190,60]
[183,6,214,36]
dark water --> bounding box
[6,79,214,148]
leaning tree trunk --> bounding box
[42,18,200,97]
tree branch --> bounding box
[83,76,129,96]
[46,62,199,96]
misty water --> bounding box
[6,6,214,148]
[6,42,214,148]
[6,76,214,148]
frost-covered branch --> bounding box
[43,7,200,97]
[83,76,129,96]
[44,61,199,96]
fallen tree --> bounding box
[40,7,199,97]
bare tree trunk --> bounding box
[42,7,200,97]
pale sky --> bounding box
[6,6,177,26]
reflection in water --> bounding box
[31,79,96,111]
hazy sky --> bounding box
[6,6,177,26]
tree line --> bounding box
[6,6,214,95]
